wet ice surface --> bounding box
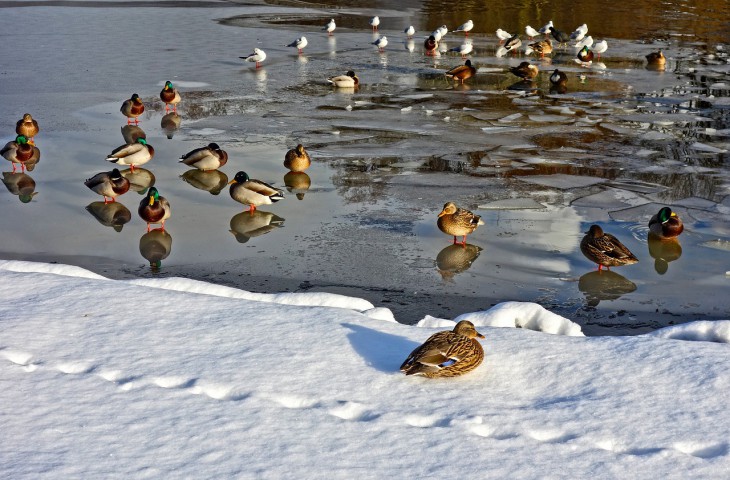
[0,2,729,334]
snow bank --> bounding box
[0,259,107,280]
[647,320,730,343]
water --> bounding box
[0,0,729,335]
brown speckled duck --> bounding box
[648,207,683,239]
[400,320,485,378]
[580,224,638,271]
[284,144,311,172]
[529,39,553,58]
[509,61,538,80]
[445,59,477,84]
[437,202,484,245]
[646,50,666,67]
[121,93,145,125]
[16,114,39,141]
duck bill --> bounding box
[437,210,447,218]
[227,179,238,185]
[148,197,154,206]
[476,332,485,339]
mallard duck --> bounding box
[84,168,130,203]
[241,48,266,68]
[529,39,553,58]
[646,50,666,66]
[121,93,144,125]
[594,40,608,60]
[577,46,594,63]
[550,69,568,85]
[648,206,683,239]
[179,143,228,171]
[525,25,540,39]
[370,16,380,31]
[2,172,37,203]
[228,171,284,212]
[400,320,485,378]
[454,20,473,36]
[549,26,570,46]
[538,20,553,36]
[106,138,154,172]
[496,28,512,44]
[86,201,132,232]
[287,36,308,54]
[503,34,522,52]
[327,70,359,88]
[323,18,336,36]
[437,202,484,245]
[1,135,35,172]
[16,114,39,141]
[445,59,476,84]
[284,144,311,172]
[372,35,388,52]
[424,35,439,56]
[580,224,639,270]
[509,61,538,79]
[138,186,170,232]
[159,81,181,112]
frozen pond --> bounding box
[1,0,729,334]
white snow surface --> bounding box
[1,262,729,478]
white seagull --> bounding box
[538,20,553,35]
[372,35,388,52]
[431,28,443,42]
[437,25,448,38]
[454,20,473,36]
[287,36,308,54]
[593,40,608,59]
[323,19,336,36]
[525,25,540,39]
[240,48,266,68]
[370,16,380,31]
[450,42,473,58]
[570,23,588,40]
[574,35,594,49]
[496,28,512,44]
[404,25,415,38]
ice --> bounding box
[498,113,522,122]
[571,189,646,209]
[478,198,545,210]
[516,174,607,189]
[527,114,575,123]
[690,142,728,153]
[700,239,730,252]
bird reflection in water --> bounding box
[647,233,682,275]
[578,270,637,307]
[229,210,285,243]
[139,228,172,271]
[2,171,37,203]
[121,125,146,144]
[85,201,132,232]
[507,79,537,92]
[436,243,483,281]
[121,167,155,195]
[181,169,229,195]
[283,171,311,200]
[161,112,182,139]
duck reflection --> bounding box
[229,210,285,243]
[283,171,311,200]
[647,233,682,275]
[2,171,37,203]
[549,84,568,94]
[121,167,155,195]
[578,270,637,307]
[436,243,483,281]
[85,201,132,232]
[181,169,228,195]
[139,228,172,271]
[161,112,182,139]
[121,125,146,144]
[507,79,537,92]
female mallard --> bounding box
[445,59,476,84]
[648,206,683,239]
[646,50,666,66]
[437,202,484,245]
[284,144,311,172]
[84,168,130,203]
[424,35,439,56]
[577,45,594,63]
[179,143,228,171]
[138,186,171,231]
[228,171,284,212]
[121,93,145,125]
[580,224,638,270]
[550,69,568,85]
[327,70,359,88]
[159,81,181,112]
[400,320,485,378]
[1,135,34,172]
[106,138,154,172]
[529,39,553,58]
[16,114,39,141]
[509,61,538,80]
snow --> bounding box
[1,261,729,478]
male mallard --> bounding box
[179,143,228,171]
[241,48,266,68]
[509,61,538,79]
[424,35,439,56]
[287,36,308,54]
[530,39,553,58]
[503,34,522,52]
[445,59,476,84]
[106,138,154,172]
[550,69,568,85]
[580,224,639,270]
[437,202,484,245]
[648,206,683,239]
[1,135,34,173]
[577,46,594,63]
[284,144,311,172]
[121,93,145,125]
[138,186,170,231]
[84,168,130,203]
[646,50,666,66]
[400,320,485,378]
[159,81,181,113]
[327,70,359,88]
[454,19,473,36]
[16,114,39,141]
[549,26,570,46]
[228,171,284,212]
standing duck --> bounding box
[16,114,39,142]
[179,143,228,171]
[580,225,639,270]
[577,46,594,63]
[424,35,439,56]
[437,202,484,245]
[1,135,35,172]
[121,93,145,125]
[159,81,181,113]
[509,61,539,79]
[106,137,154,172]
[529,39,553,58]
[400,320,485,378]
[327,70,359,88]
[284,144,311,172]
[228,171,284,213]
[445,59,477,84]
[84,168,130,203]
[648,207,683,239]
[138,186,171,231]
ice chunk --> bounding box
[517,174,606,189]
[690,142,727,153]
[478,198,545,210]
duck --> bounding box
[549,69,568,85]
[646,50,666,66]
[16,114,39,141]
[1,135,35,173]
[593,40,608,60]
[529,39,553,58]
[228,171,284,212]
[509,61,538,80]
[138,186,171,232]
[323,18,336,36]
[241,48,266,68]
[372,35,388,52]
[445,59,476,84]
[120,93,144,125]
[284,144,311,172]
[525,25,540,39]
[454,20,473,36]
[503,34,522,53]
[577,45,594,63]
[648,206,683,239]
[327,70,359,88]
[496,28,512,43]
[287,36,308,54]
[450,42,473,58]
[370,16,380,31]
[580,224,639,270]
[84,168,130,203]
[179,142,228,171]
[424,35,439,56]
[400,320,485,378]
[106,138,154,172]
[159,81,181,113]
[437,202,484,245]
[549,26,571,46]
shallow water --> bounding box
[1,0,729,335]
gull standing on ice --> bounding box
[570,23,588,41]
[454,20,473,36]
[525,25,540,39]
[287,36,308,54]
[574,35,593,50]
[496,28,512,44]
[538,20,553,36]
[370,16,380,31]
[372,35,388,52]
[404,25,415,38]
[450,42,473,58]
[240,48,266,68]
[593,40,608,60]
[323,18,336,36]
